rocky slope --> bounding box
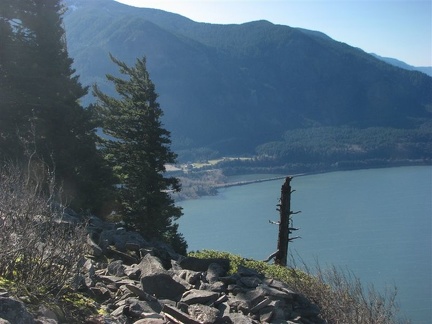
[0,213,324,324]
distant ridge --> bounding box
[370,53,432,77]
[63,0,432,158]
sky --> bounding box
[114,0,432,67]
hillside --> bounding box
[63,0,432,161]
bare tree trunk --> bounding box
[275,177,292,266]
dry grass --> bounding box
[0,162,88,296]
[289,261,408,324]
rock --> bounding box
[141,273,187,301]
[99,228,148,252]
[125,297,162,314]
[161,304,201,324]
[261,284,296,300]
[133,319,165,324]
[124,264,141,280]
[37,306,58,323]
[206,263,226,283]
[0,297,35,324]
[0,319,11,324]
[172,269,201,285]
[258,306,274,323]
[34,317,57,324]
[107,260,126,277]
[188,304,220,323]
[180,289,219,306]
[239,276,261,288]
[124,284,150,300]
[236,288,267,310]
[237,265,263,278]
[138,254,167,276]
[249,297,272,313]
[224,312,255,323]
[87,235,104,257]
[110,305,126,317]
[90,285,112,301]
[179,257,230,273]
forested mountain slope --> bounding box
[64,0,432,159]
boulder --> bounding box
[180,289,219,306]
[187,304,220,323]
[0,297,35,324]
[179,257,229,273]
[99,228,148,252]
[141,273,187,301]
[205,263,226,283]
[138,254,167,276]
[107,260,126,277]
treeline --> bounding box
[256,126,432,164]
[0,0,185,253]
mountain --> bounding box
[63,0,432,158]
[370,53,432,77]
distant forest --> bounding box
[64,0,432,166]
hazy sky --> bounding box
[114,0,431,67]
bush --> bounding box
[0,162,88,296]
[189,250,408,324]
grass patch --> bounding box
[189,250,408,324]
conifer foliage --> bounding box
[0,0,114,214]
[93,55,187,253]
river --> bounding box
[178,166,432,323]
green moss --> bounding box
[188,249,313,286]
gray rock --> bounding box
[87,234,104,257]
[206,263,226,283]
[37,306,58,323]
[128,297,162,314]
[99,228,148,252]
[261,284,295,300]
[133,319,165,324]
[34,317,57,324]
[179,257,230,272]
[107,260,126,277]
[0,297,35,324]
[90,286,112,301]
[188,304,220,323]
[224,312,255,323]
[124,264,141,280]
[239,276,261,288]
[141,273,187,301]
[180,289,219,306]
[258,306,274,323]
[171,269,201,285]
[111,305,126,317]
[237,265,263,278]
[138,254,167,277]
[236,288,267,309]
[125,299,162,318]
[249,297,272,314]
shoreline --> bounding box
[175,161,431,201]
[215,175,289,188]
[218,161,432,189]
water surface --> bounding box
[178,166,432,323]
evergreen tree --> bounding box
[0,0,115,215]
[93,55,187,253]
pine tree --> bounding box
[0,0,115,215]
[93,55,187,253]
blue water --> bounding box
[178,166,432,323]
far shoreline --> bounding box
[173,160,431,201]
